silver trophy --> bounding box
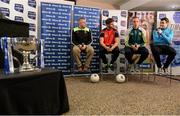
[13,37,39,72]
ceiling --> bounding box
[89,0,180,10]
[131,0,180,11]
[89,0,130,6]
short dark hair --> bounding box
[78,17,86,21]
[161,17,169,23]
[132,16,139,20]
[105,18,114,25]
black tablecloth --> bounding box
[0,69,69,114]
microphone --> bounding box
[156,27,161,31]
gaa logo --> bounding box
[28,11,36,20]
[29,23,36,32]
[14,4,24,13]
[0,0,10,4]
[120,30,126,36]
[102,10,109,17]
[121,11,127,17]
[15,16,24,22]
[121,21,126,27]
[28,0,36,8]
[0,7,10,17]
[112,16,118,22]
[173,12,180,23]
[159,13,166,19]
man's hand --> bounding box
[81,44,87,50]
[131,45,136,51]
[105,46,112,52]
[107,47,113,52]
[135,44,140,51]
[78,44,83,50]
[131,44,140,51]
[157,28,162,34]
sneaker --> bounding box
[78,67,83,72]
[134,64,140,73]
[83,66,89,72]
[157,68,163,75]
[128,64,135,74]
[102,63,109,70]
[163,68,169,75]
[109,64,114,71]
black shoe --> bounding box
[102,64,108,72]
[109,64,114,71]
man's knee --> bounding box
[86,46,94,55]
[141,47,149,56]
[151,46,160,54]
[72,46,80,54]
[112,47,120,54]
[124,47,132,55]
[170,48,176,56]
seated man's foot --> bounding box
[163,68,169,75]
[109,64,114,71]
[83,66,89,72]
[78,66,83,72]
[134,64,140,73]
[128,64,135,74]
[103,64,109,70]
[157,67,163,75]
[102,63,109,72]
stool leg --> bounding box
[153,73,156,82]
[169,66,172,85]
[140,66,143,82]
[100,61,103,81]
[148,73,150,81]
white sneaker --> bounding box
[128,64,135,74]
[157,68,163,75]
[163,68,169,75]
[134,64,140,73]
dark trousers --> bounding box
[124,46,149,64]
[100,47,120,64]
[150,44,176,68]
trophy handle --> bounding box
[13,56,21,73]
[12,46,23,55]
[13,56,21,66]
[32,54,38,61]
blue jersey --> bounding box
[153,27,174,45]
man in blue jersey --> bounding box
[151,17,176,74]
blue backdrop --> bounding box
[41,2,72,75]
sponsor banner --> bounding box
[41,2,72,75]
[0,0,38,37]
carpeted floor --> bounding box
[64,75,180,115]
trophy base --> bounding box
[19,64,41,72]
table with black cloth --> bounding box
[0,69,69,115]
